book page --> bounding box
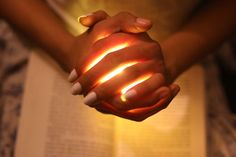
[15,51,115,157]
[15,50,206,157]
[114,66,206,157]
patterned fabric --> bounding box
[202,51,236,157]
[0,21,29,157]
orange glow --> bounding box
[84,41,153,104]
[120,74,152,102]
[84,43,129,72]
[98,62,138,84]
[95,33,110,41]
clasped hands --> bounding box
[66,11,180,121]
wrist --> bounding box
[51,34,77,72]
[160,40,181,83]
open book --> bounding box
[15,50,206,157]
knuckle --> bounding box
[78,77,93,93]
[93,21,104,31]
[75,65,83,76]
[147,42,161,55]
[104,51,123,66]
[92,40,102,52]
[94,87,106,100]
[152,60,166,75]
[123,66,141,78]
[153,73,166,84]
[95,84,114,99]
[91,23,108,40]
[94,10,107,16]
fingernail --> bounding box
[136,17,151,25]
[123,89,137,100]
[78,13,93,19]
[68,69,78,82]
[83,92,97,106]
[71,82,82,95]
[159,90,169,99]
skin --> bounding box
[0,0,235,121]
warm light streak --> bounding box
[120,74,152,102]
[84,41,153,104]
[98,62,138,84]
[84,43,129,72]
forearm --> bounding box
[161,0,236,81]
[0,0,75,71]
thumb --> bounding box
[78,10,109,27]
[122,17,153,33]
[110,12,152,33]
[79,11,153,34]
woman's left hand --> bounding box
[69,11,180,121]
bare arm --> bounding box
[162,0,236,81]
[0,0,75,71]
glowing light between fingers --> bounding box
[120,74,152,102]
[84,42,129,72]
[83,41,153,104]
[98,62,138,84]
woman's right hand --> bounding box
[65,10,153,73]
